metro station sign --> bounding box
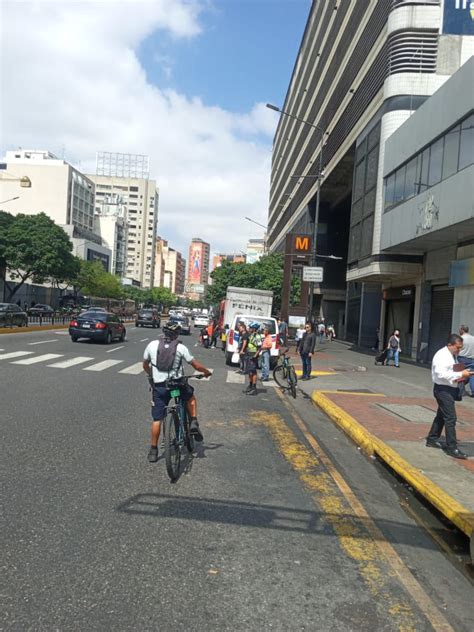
[293,234,312,254]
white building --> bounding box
[246,238,266,264]
[88,153,158,289]
[94,193,128,278]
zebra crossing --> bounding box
[0,349,144,376]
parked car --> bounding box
[81,306,107,313]
[0,303,28,328]
[69,311,126,344]
[168,315,191,335]
[27,303,54,316]
[135,308,161,328]
[194,313,209,328]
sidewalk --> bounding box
[290,340,474,559]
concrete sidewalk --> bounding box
[290,340,474,558]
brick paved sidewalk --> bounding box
[291,340,474,552]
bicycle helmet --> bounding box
[163,321,181,336]
[249,322,261,330]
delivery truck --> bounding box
[218,287,273,330]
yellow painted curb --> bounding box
[312,390,474,540]
[295,369,336,376]
[0,324,68,335]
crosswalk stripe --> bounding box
[226,370,245,384]
[0,351,34,360]
[118,362,143,375]
[83,359,123,372]
[48,356,94,369]
[12,353,63,365]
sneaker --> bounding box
[190,419,204,442]
[147,447,158,463]
[242,385,253,394]
[425,439,443,449]
[261,377,269,382]
[248,387,257,396]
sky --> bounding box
[0,0,311,258]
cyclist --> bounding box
[143,322,212,463]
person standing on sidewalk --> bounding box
[386,330,401,367]
[278,318,288,347]
[295,324,305,352]
[300,322,316,380]
[426,333,471,460]
[260,325,273,382]
[242,322,263,396]
[457,324,474,396]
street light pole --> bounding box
[266,103,324,322]
[244,216,268,253]
[0,196,20,205]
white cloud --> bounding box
[0,0,277,258]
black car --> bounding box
[135,309,161,328]
[169,316,191,335]
[69,311,126,344]
[28,303,54,316]
[0,303,28,328]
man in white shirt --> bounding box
[426,333,471,459]
[457,324,474,396]
[142,321,211,463]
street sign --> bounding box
[303,266,324,282]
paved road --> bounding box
[1,326,473,630]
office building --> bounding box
[94,193,128,278]
[267,0,474,345]
[186,238,210,298]
[246,239,266,264]
[88,152,159,289]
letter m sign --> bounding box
[295,236,310,251]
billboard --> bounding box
[443,1,474,35]
[189,242,204,283]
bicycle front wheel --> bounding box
[288,366,297,399]
[273,365,287,389]
[164,410,181,481]
[183,405,195,454]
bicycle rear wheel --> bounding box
[288,366,297,399]
[273,365,287,388]
[164,409,181,481]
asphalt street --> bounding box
[1,325,473,631]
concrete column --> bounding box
[412,280,423,360]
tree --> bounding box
[75,260,122,298]
[149,286,176,310]
[2,212,77,301]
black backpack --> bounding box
[154,338,180,372]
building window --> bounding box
[428,137,443,187]
[459,113,473,171]
[442,125,460,180]
[130,186,139,192]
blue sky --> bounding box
[138,0,311,113]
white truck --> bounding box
[219,287,273,329]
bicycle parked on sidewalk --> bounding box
[163,374,209,482]
[273,349,297,399]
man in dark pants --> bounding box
[426,333,471,459]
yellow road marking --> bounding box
[275,389,454,632]
[295,370,336,376]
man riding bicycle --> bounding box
[143,321,212,463]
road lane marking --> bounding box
[274,389,454,632]
[0,351,34,360]
[54,331,69,335]
[119,362,144,375]
[48,356,94,369]
[106,345,125,353]
[226,370,245,384]
[28,339,59,345]
[140,338,149,342]
[12,353,63,365]
[83,359,123,372]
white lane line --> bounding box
[140,338,149,342]
[226,370,245,384]
[28,339,59,346]
[106,345,125,353]
[83,359,123,372]
[54,331,69,335]
[118,362,144,375]
[0,351,34,360]
[48,356,94,369]
[12,353,63,365]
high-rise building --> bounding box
[267,0,474,349]
[0,149,111,269]
[212,254,246,270]
[153,237,186,295]
[186,238,210,298]
[246,239,265,264]
[94,193,128,278]
[88,152,158,288]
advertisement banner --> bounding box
[189,243,203,283]
[443,1,474,35]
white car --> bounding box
[225,314,280,368]
[194,314,209,328]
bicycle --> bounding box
[272,349,297,399]
[163,374,207,482]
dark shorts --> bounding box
[151,383,194,421]
[244,355,258,375]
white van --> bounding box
[225,314,280,368]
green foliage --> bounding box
[207,253,284,311]
[2,212,76,300]
[0,211,15,270]
[75,260,122,298]
[121,284,177,309]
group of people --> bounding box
[295,320,336,348]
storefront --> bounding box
[383,286,415,355]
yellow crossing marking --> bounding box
[268,390,454,632]
[295,370,336,376]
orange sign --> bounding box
[295,235,311,252]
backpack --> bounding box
[154,338,180,372]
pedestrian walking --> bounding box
[457,324,474,396]
[221,324,229,352]
[278,318,288,346]
[237,322,249,374]
[372,328,380,351]
[295,324,306,352]
[426,333,471,459]
[326,323,336,341]
[386,330,401,367]
[300,322,316,380]
[260,325,273,381]
[317,321,325,343]
[243,322,263,396]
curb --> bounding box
[0,324,69,335]
[312,390,474,560]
